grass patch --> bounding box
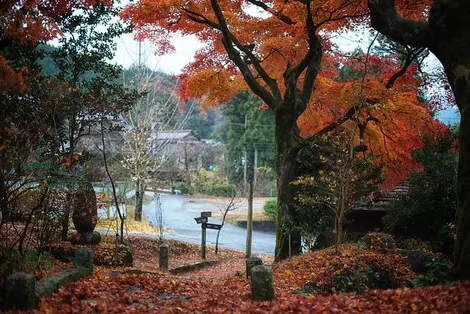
[96,205,162,234]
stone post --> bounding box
[74,247,94,269]
[159,243,169,272]
[3,272,36,310]
[246,256,263,278]
[250,265,275,301]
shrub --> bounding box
[383,134,457,254]
[360,232,396,253]
[172,182,191,194]
[210,183,236,197]
[279,244,414,295]
[191,169,236,197]
[410,258,453,287]
[314,230,335,250]
[325,259,398,294]
[48,243,133,267]
[263,199,277,220]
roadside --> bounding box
[183,194,275,222]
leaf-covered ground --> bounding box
[273,244,415,293]
[33,274,470,313]
[5,237,470,313]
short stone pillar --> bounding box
[246,256,263,278]
[70,181,101,245]
[3,272,36,310]
[159,243,169,272]
[250,265,275,301]
[74,247,94,269]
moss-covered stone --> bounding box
[250,265,275,301]
[3,272,36,310]
[74,247,94,269]
[246,256,263,278]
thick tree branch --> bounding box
[282,0,322,115]
[245,0,295,25]
[368,0,431,47]
[209,0,282,108]
[299,0,322,106]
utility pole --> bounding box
[254,147,258,185]
[138,41,142,69]
[245,148,254,258]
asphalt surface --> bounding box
[142,192,276,255]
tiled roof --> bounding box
[155,130,198,140]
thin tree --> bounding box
[215,187,243,254]
[120,66,193,221]
[99,118,126,244]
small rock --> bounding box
[4,272,36,310]
[246,256,263,278]
[250,265,275,301]
[74,247,94,269]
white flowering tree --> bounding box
[120,66,192,221]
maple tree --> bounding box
[298,51,447,187]
[121,0,367,260]
[122,0,446,261]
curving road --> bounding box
[141,192,275,255]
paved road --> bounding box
[142,192,275,255]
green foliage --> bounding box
[263,199,277,220]
[216,91,276,185]
[173,182,191,194]
[360,232,396,253]
[41,3,134,156]
[0,249,56,289]
[192,169,236,197]
[410,258,453,287]
[383,133,457,254]
[188,102,218,139]
[292,136,383,240]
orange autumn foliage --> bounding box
[122,0,433,107]
[0,0,112,43]
[122,1,444,188]
[298,53,447,187]
[0,55,27,93]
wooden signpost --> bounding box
[194,211,222,259]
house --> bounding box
[152,130,203,180]
[346,183,409,234]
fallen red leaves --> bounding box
[4,237,470,313]
[33,273,470,313]
[273,244,415,293]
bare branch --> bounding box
[385,47,426,88]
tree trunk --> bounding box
[274,108,302,261]
[135,179,144,222]
[61,207,71,241]
[445,62,470,280]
